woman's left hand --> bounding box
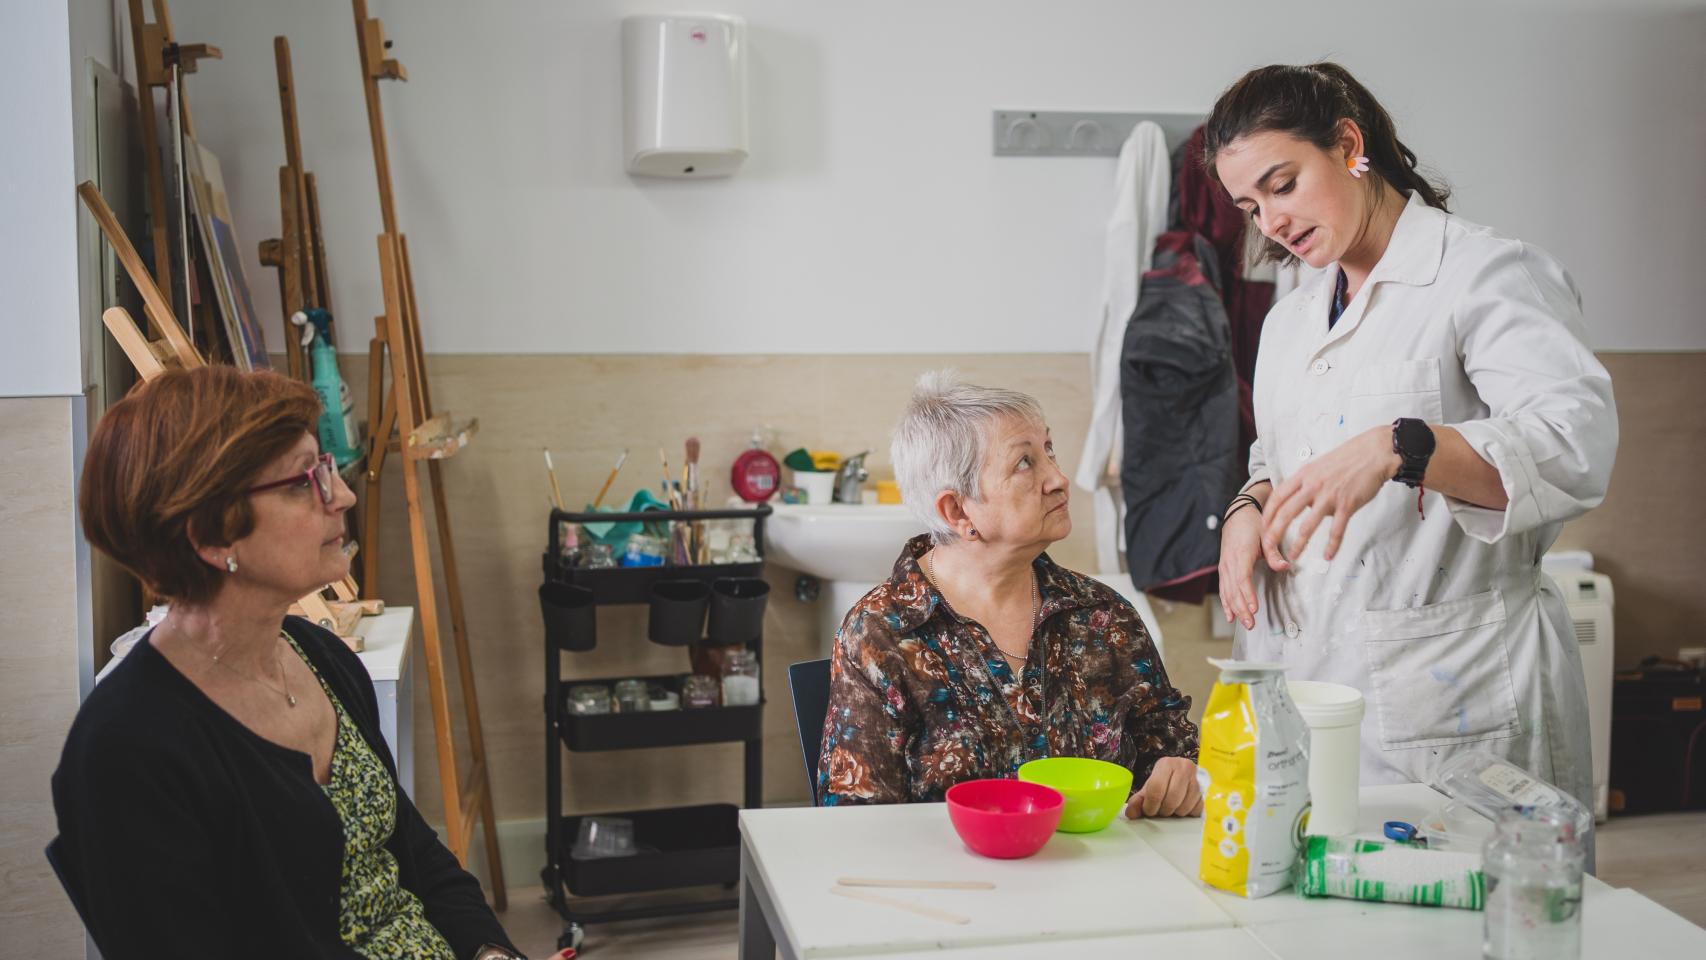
[1261,426,1402,569]
[1125,757,1203,818]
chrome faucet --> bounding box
[834,450,870,503]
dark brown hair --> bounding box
[79,366,321,604]
[1203,62,1450,261]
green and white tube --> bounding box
[1297,836,1486,910]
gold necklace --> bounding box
[210,631,298,708]
[926,549,1039,660]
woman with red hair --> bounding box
[53,366,520,959]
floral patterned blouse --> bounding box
[288,634,456,959]
[817,535,1199,805]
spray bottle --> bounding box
[294,309,360,466]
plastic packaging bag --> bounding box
[1297,835,1486,909]
[1197,659,1312,898]
[1432,750,1595,871]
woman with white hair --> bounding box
[817,372,1202,817]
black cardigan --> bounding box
[51,616,515,959]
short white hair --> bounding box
[890,370,1045,544]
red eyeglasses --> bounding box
[245,453,338,505]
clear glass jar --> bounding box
[720,649,761,707]
[582,541,615,568]
[569,684,611,715]
[727,533,759,563]
[682,674,720,708]
[613,679,650,713]
[557,521,583,567]
[1483,806,1584,960]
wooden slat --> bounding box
[79,181,204,369]
[352,0,400,235]
[101,308,168,380]
[126,0,172,315]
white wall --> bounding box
[0,1,83,396]
[171,0,1706,356]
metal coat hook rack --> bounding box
[992,110,1205,157]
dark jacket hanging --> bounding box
[1120,234,1244,595]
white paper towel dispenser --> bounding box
[622,14,748,178]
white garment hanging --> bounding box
[1075,121,1170,575]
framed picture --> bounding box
[185,139,270,371]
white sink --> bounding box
[763,503,921,582]
[763,502,924,651]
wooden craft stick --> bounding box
[836,877,996,891]
[828,886,971,925]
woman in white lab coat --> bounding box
[1206,63,1617,810]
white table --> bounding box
[354,606,416,800]
[738,783,1706,959]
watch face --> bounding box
[1396,418,1435,456]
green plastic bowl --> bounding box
[1016,758,1133,833]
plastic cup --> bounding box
[1288,679,1365,836]
[539,582,596,651]
[708,577,770,646]
[647,579,709,647]
[794,470,835,505]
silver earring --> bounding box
[225,557,238,573]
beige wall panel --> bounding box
[0,397,86,953]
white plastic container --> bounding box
[621,14,748,178]
[1287,679,1365,836]
[793,470,835,506]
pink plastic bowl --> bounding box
[945,778,1065,859]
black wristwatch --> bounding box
[1391,418,1435,488]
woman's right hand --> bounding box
[1218,504,1267,631]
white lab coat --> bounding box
[1077,121,1170,574]
[1235,192,1618,812]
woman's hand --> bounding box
[1124,757,1204,819]
[1261,427,1401,569]
[1218,498,1267,631]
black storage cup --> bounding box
[539,582,597,651]
[708,577,770,646]
[648,579,711,647]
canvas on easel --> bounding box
[185,140,269,371]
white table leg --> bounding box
[740,839,786,960]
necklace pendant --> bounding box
[287,693,298,707]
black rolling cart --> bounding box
[538,504,772,953]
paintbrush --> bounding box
[685,437,701,509]
[591,449,628,509]
[658,448,676,506]
[542,448,565,510]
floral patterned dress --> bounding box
[287,635,456,959]
[817,535,1199,804]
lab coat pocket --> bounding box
[1361,589,1521,749]
[1343,358,1444,433]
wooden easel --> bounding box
[125,0,219,324]
[256,36,324,381]
[348,0,505,907]
[78,180,375,651]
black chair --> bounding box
[787,658,832,805]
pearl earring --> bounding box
[225,557,238,573]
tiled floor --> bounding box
[495,811,1706,959]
